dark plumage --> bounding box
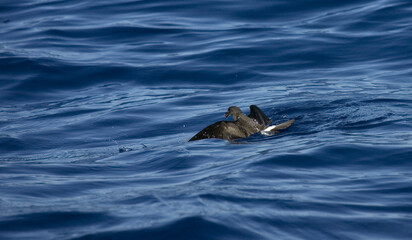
[189,105,294,141]
[248,105,272,126]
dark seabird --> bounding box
[189,105,294,141]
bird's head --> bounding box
[224,106,243,120]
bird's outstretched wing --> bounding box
[189,121,247,141]
[264,119,295,132]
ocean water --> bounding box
[1,0,412,239]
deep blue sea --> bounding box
[1,0,412,239]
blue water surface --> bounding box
[1,0,412,239]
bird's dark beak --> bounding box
[224,112,229,118]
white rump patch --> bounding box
[264,125,276,131]
[260,125,277,135]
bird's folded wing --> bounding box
[248,105,272,126]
